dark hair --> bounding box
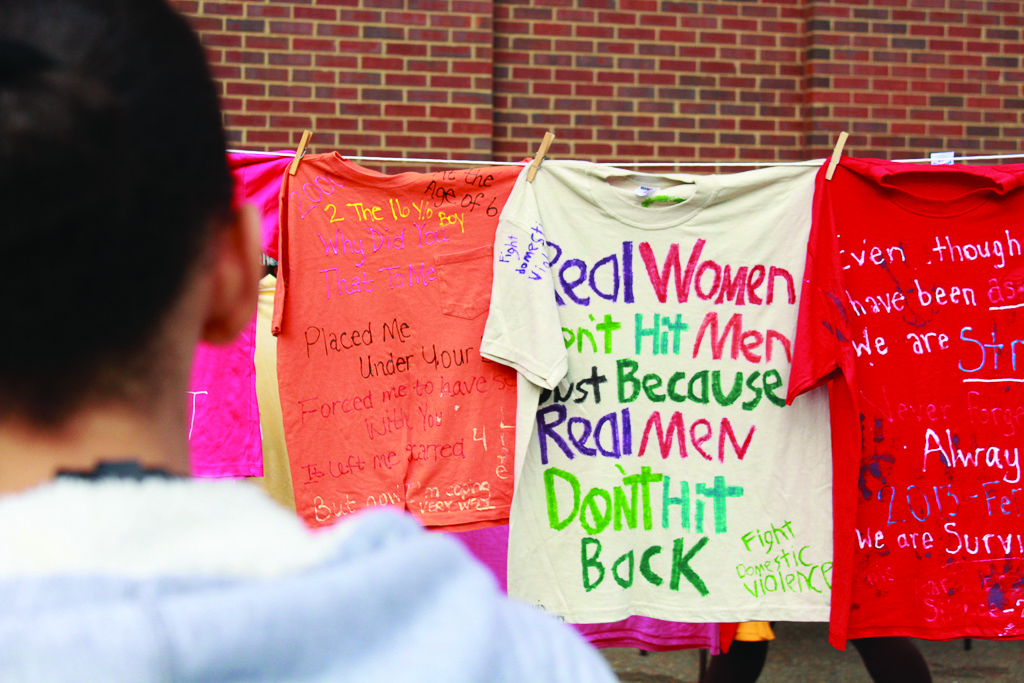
[0,0,232,425]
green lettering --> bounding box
[614,483,638,531]
[622,465,664,530]
[695,475,744,534]
[581,537,605,591]
[670,536,709,595]
[711,370,744,406]
[544,467,580,530]
[612,550,634,588]
[742,371,763,411]
[561,327,575,349]
[687,370,709,404]
[642,373,667,402]
[595,314,622,354]
[667,371,687,402]
[580,487,612,534]
[763,369,786,408]
[661,476,690,530]
[617,358,641,403]
[640,545,664,586]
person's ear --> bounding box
[201,203,261,344]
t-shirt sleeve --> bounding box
[481,170,568,390]
[787,163,852,403]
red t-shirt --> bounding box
[273,155,519,530]
[789,157,1024,644]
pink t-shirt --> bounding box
[228,152,293,259]
[188,317,262,477]
[185,153,290,477]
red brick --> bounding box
[984,111,1017,123]
[295,101,336,114]
[246,5,289,18]
[294,7,337,20]
[269,85,313,98]
[294,39,339,52]
[408,120,449,134]
[385,73,427,87]
[225,114,267,127]
[269,53,312,66]
[269,115,313,128]
[209,65,241,79]
[317,24,359,37]
[269,21,312,35]
[660,29,698,42]
[967,96,1003,108]
[246,36,289,50]
[722,18,758,31]
[721,77,757,89]
[202,2,243,16]
[576,84,615,97]
[699,32,738,45]
[363,57,405,70]
[226,82,265,96]
[743,34,777,47]
[316,87,360,100]
[247,99,291,113]
[190,16,224,31]
[534,82,573,95]
[202,34,242,48]
[639,72,677,86]
[247,131,292,144]
[315,55,359,69]
[316,117,360,131]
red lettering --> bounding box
[639,411,687,459]
[639,240,705,304]
[692,312,743,360]
[719,418,755,461]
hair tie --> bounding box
[0,38,54,84]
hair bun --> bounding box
[0,38,55,84]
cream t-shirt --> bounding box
[482,160,832,623]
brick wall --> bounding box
[805,0,1024,159]
[173,0,1024,168]
[170,0,497,169]
[494,0,808,164]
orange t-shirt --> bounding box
[274,154,519,530]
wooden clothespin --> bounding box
[825,131,849,181]
[526,132,555,183]
[288,129,313,176]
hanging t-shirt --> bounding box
[789,157,1024,644]
[482,160,833,624]
[228,152,292,260]
[273,155,519,530]
[188,316,262,478]
[186,155,287,478]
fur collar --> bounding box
[0,478,354,579]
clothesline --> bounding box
[227,148,1024,167]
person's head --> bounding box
[0,0,258,430]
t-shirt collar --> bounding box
[839,157,1024,217]
[582,162,719,230]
